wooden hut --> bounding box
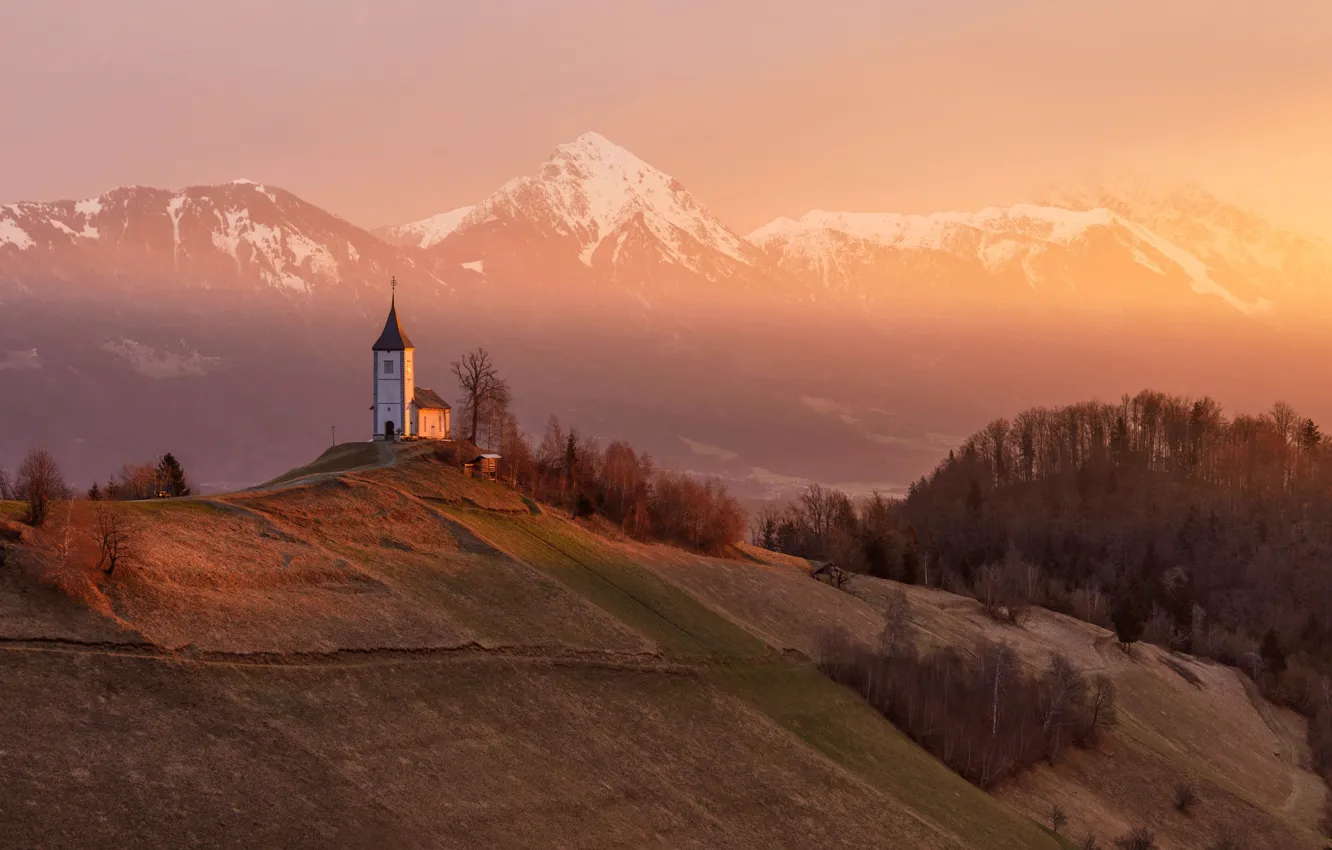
[464,453,501,482]
[810,561,848,589]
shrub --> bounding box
[1113,826,1155,850]
[1050,805,1068,834]
[1173,782,1199,813]
[1080,835,1101,850]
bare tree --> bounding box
[16,448,67,525]
[0,465,12,501]
[451,347,509,444]
[1085,675,1118,743]
[877,586,914,659]
[1050,805,1068,834]
[90,500,140,577]
[33,500,79,577]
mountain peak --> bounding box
[388,132,756,275]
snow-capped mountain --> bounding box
[0,180,443,301]
[1029,180,1332,306]
[391,132,786,305]
[750,197,1331,318]
[375,206,474,250]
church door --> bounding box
[385,421,396,441]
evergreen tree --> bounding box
[88,481,103,501]
[1111,577,1150,650]
[156,453,191,498]
[1260,628,1287,677]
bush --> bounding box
[1080,835,1101,850]
[1113,826,1155,850]
[1050,805,1068,834]
[1173,782,1198,813]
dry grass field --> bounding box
[0,449,1323,849]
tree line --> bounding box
[759,389,1332,824]
[816,588,1117,790]
[444,348,747,554]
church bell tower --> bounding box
[371,277,416,441]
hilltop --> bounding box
[0,444,1321,848]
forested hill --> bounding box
[901,390,1330,669]
[756,389,1332,706]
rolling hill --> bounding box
[0,446,1321,848]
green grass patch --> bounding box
[263,443,382,488]
[713,663,1064,850]
[442,508,766,660]
[0,501,24,518]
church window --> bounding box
[384,359,395,375]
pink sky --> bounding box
[3,0,1331,236]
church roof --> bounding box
[413,387,450,410]
[372,296,414,351]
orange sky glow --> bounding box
[3,0,1330,238]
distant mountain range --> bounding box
[2,132,1330,493]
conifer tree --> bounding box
[156,453,191,498]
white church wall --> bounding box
[374,350,405,439]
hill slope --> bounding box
[0,447,1322,848]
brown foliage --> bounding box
[815,628,1113,789]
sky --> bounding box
[3,0,1331,237]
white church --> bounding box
[372,279,451,441]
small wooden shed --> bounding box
[464,453,501,482]
[810,560,848,589]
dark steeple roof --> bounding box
[372,279,414,350]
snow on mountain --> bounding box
[375,205,475,249]
[0,181,437,298]
[1030,179,1332,299]
[750,202,1287,316]
[401,132,766,288]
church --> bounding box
[371,280,451,441]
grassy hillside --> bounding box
[0,449,1319,848]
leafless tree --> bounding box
[16,448,67,525]
[90,500,140,577]
[751,504,781,549]
[1085,675,1118,743]
[33,500,79,577]
[451,347,508,444]
[0,465,12,501]
[1050,805,1068,834]
[877,586,914,659]
[109,462,158,500]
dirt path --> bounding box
[0,632,720,675]
[1240,676,1328,824]
[256,441,397,491]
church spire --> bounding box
[371,277,414,351]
